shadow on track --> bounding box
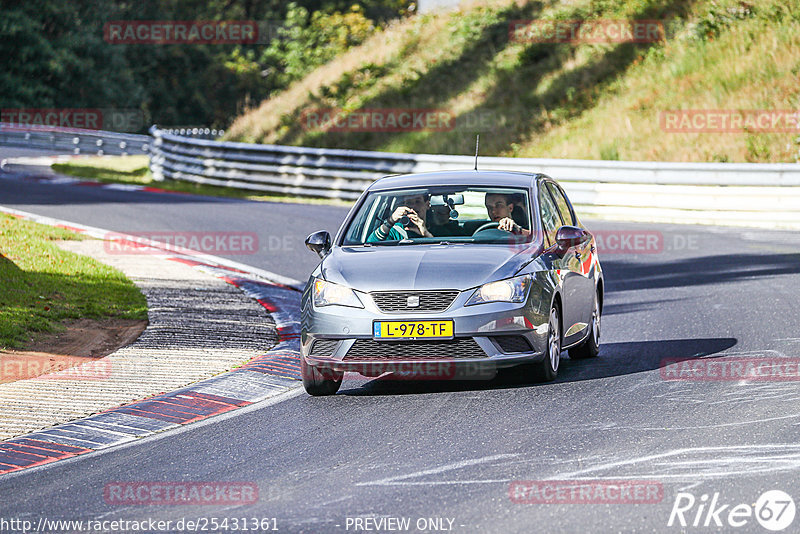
[602,253,800,292]
[337,337,737,396]
[0,169,236,205]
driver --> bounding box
[367,193,433,242]
[484,193,531,236]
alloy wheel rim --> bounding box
[549,310,560,371]
[592,298,601,346]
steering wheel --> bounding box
[472,222,500,235]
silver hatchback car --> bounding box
[301,170,603,395]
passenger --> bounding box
[428,202,463,237]
[484,193,531,236]
[367,193,433,242]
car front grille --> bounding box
[492,335,533,353]
[370,290,460,313]
[310,339,340,357]
[343,338,487,361]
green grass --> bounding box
[225,0,800,163]
[52,156,351,206]
[52,155,151,182]
[0,213,148,349]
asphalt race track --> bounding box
[2,155,800,532]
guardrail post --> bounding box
[148,125,164,181]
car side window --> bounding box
[538,185,562,246]
[345,195,388,244]
[546,182,575,226]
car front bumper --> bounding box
[301,289,551,378]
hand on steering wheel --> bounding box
[472,221,500,235]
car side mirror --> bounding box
[555,226,589,255]
[305,230,331,258]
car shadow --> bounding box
[337,337,737,396]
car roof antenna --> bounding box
[474,134,480,171]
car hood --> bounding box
[320,244,539,292]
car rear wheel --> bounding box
[301,356,343,396]
[532,305,561,382]
[568,291,601,360]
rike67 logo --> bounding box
[668,490,795,531]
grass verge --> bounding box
[0,213,148,349]
[225,0,800,163]
[51,156,351,206]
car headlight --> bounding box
[313,278,364,308]
[466,275,531,305]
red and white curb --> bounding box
[0,206,305,476]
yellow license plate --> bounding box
[373,320,454,340]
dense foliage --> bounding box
[0,0,411,131]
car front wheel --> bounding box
[301,356,343,396]
[533,305,561,382]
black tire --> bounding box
[533,305,561,382]
[301,356,343,396]
[569,291,601,360]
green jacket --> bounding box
[367,222,411,243]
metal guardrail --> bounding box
[149,127,418,200]
[0,123,150,156]
[412,154,800,186]
[2,123,798,228]
[149,126,800,228]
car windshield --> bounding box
[342,186,538,246]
